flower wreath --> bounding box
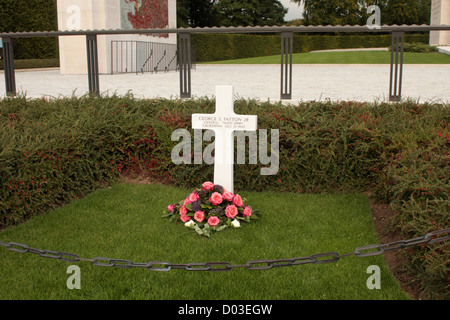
[163,181,259,237]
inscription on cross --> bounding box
[192,85,257,193]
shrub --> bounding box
[375,125,449,299]
[0,95,448,298]
[192,33,429,61]
[391,42,439,53]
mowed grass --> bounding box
[0,183,409,300]
[206,50,450,64]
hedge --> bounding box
[0,95,448,299]
[192,33,430,62]
[10,38,59,60]
[0,0,59,59]
[0,58,60,71]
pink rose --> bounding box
[168,204,175,212]
[233,194,244,207]
[188,192,199,203]
[207,216,220,227]
[209,192,223,205]
[183,198,191,205]
[225,205,238,219]
[180,214,191,223]
[194,211,205,222]
[179,205,188,215]
[243,206,252,217]
[222,191,234,201]
[202,181,215,191]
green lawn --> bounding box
[0,183,410,300]
[205,51,450,64]
[0,59,60,70]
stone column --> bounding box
[430,0,450,46]
[57,0,177,75]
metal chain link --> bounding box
[0,228,449,272]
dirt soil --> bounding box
[369,197,424,300]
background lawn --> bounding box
[0,183,410,300]
[205,51,450,65]
[0,59,60,70]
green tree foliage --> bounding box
[290,0,432,26]
[0,0,57,32]
[0,0,58,59]
[301,0,366,26]
[378,0,431,25]
[177,0,287,27]
[216,0,287,26]
[177,0,221,28]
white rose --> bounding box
[185,220,196,228]
[231,219,241,228]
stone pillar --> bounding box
[430,0,450,46]
[57,0,177,75]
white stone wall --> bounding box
[430,0,450,46]
[57,0,177,75]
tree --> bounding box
[216,0,287,27]
[298,0,366,26]
[379,0,431,25]
[177,0,288,27]
[290,0,432,26]
[0,0,57,32]
[177,0,221,28]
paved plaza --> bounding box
[1,63,449,103]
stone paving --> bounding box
[1,63,449,103]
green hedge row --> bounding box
[192,33,430,62]
[0,0,59,59]
[0,37,59,60]
[10,38,60,60]
[0,95,448,298]
[0,39,59,60]
[1,33,429,61]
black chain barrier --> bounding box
[0,228,449,272]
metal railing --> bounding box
[1,24,450,100]
[111,40,182,75]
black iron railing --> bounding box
[1,24,449,100]
[111,40,182,75]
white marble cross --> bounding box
[192,85,257,193]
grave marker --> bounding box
[192,85,257,193]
